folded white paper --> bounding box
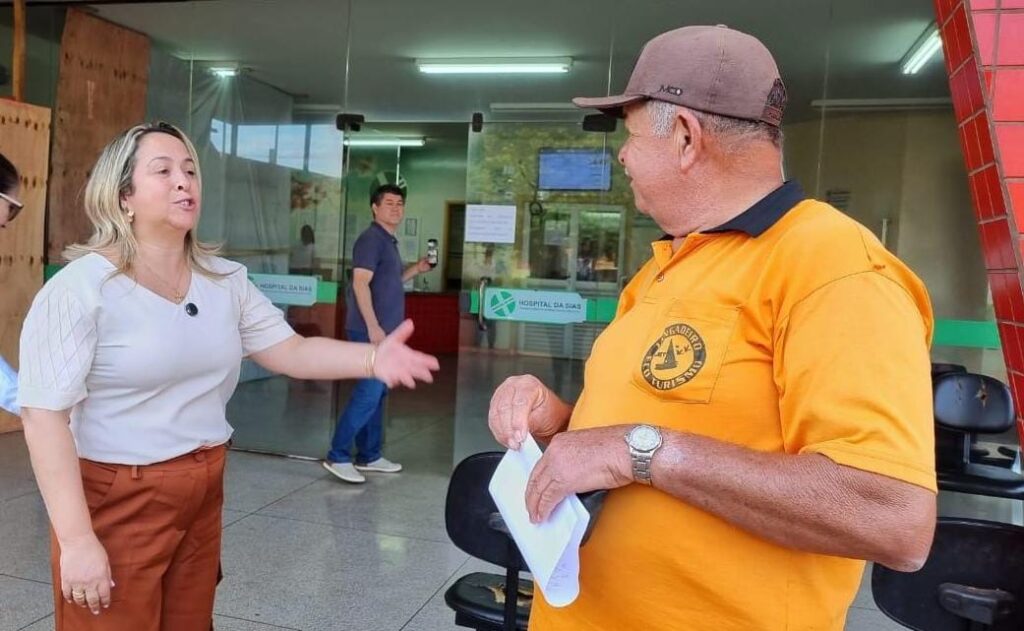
[488,435,590,607]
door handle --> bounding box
[478,276,491,331]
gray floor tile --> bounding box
[849,563,874,610]
[223,450,327,514]
[11,614,300,631]
[257,469,451,543]
[0,493,52,584]
[17,614,53,631]
[0,575,52,631]
[215,514,466,631]
[844,605,907,631]
[223,508,251,528]
[0,434,39,502]
[211,615,302,630]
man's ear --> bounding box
[673,107,704,173]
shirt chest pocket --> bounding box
[630,299,741,404]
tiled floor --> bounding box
[1,363,1022,630]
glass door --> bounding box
[453,121,662,462]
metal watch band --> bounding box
[631,449,654,485]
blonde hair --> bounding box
[64,121,224,278]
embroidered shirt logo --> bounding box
[641,323,706,390]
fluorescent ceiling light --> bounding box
[344,137,425,147]
[490,102,576,111]
[417,57,572,75]
[293,103,342,113]
[811,97,952,111]
[901,24,943,75]
[206,62,239,78]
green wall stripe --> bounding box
[467,290,1001,349]
[45,264,337,305]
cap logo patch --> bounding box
[761,78,787,125]
[658,85,683,97]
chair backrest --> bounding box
[933,372,1015,434]
[445,452,526,569]
[931,362,967,379]
[872,518,1024,630]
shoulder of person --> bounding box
[354,224,384,245]
[35,253,111,306]
[763,200,925,312]
[199,254,247,278]
[766,201,882,281]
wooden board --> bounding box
[47,7,149,261]
[0,101,52,432]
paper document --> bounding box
[488,435,590,607]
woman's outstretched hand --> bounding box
[372,320,440,388]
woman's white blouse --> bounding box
[17,253,295,465]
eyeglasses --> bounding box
[0,191,23,223]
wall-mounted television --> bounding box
[537,148,613,192]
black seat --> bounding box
[933,372,1024,500]
[872,518,1024,630]
[444,452,531,631]
[929,363,1012,468]
[931,362,968,379]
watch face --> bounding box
[629,426,661,452]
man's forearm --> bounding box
[352,283,380,330]
[402,264,421,282]
[649,431,936,570]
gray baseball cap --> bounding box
[574,25,787,126]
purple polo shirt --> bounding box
[345,222,405,334]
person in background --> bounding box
[0,152,24,415]
[18,122,439,630]
[322,184,432,484]
[289,224,316,274]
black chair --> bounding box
[872,517,1024,630]
[933,366,1018,469]
[933,372,1024,500]
[444,452,532,631]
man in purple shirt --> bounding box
[323,184,431,483]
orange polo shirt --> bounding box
[529,182,936,631]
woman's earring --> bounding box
[125,209,135,223]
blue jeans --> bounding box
[327,330,387,464]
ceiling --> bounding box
[15,0,950,125]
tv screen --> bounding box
[537,148,612,191]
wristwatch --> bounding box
[624,424,663,485]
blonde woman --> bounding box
[17,122,439,630]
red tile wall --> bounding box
[934,0,1024,442]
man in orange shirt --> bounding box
[487,25,937,631]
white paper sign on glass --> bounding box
[465,204,517,244]
[488,435,590,607]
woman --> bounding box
[1,152,23,415]
[17,122,439,630]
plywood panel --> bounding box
[0,101,52,432]
[48,8,149,261]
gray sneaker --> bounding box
[322,461,366,484]
[355,457,403,473]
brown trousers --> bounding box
[51,445,227,631]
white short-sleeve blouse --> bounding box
[17,253,295,465]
